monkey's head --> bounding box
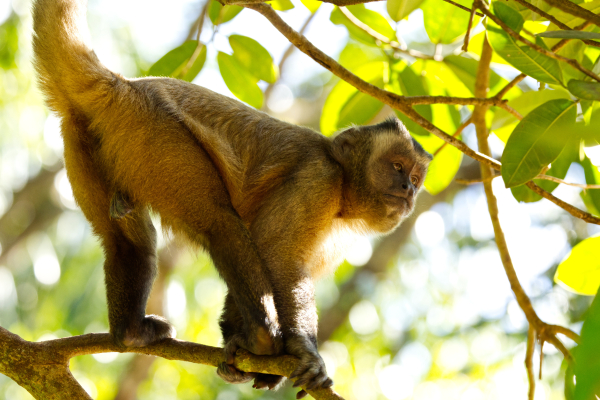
[332,118,432,233]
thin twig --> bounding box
[537,174,600,189]
[493,73,526,99]
[455,174,498,185]
[442,0,484,16]
[526,325,536,400]
[462,1,478,52]
[339,7,433,59]
[434,117,472,156]
[526,181,600,224]
[477,0,600,82]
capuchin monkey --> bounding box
[32,0,432,396]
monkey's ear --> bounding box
[332,129,358,161]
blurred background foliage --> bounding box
[1,0,600,399]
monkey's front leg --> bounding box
[275,274,333,393]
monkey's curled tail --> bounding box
[32,0,114,117]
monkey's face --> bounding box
[365,131,431,232]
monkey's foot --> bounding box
[217,362,256,384]
[120,315,176,347]
[252,373,284,390]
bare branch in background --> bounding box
[541,0,600,29]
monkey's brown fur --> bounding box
[32,0,431,393]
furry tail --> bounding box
[32,0,114,117]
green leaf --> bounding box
[330,5,396,46]
[556,236,600,295]
[568,80,600,101]
[574,289,600,399]
[148,41,199,78]
[267,0,294,11]
[491,89,571,142]
[501,99,577,188]
[422,0,478,44]
[388,63,432,136]
[510,139,577,202]
[582,157,600,215]
[300,0,321,13]
[208,1,243,25]
[217,52,263,109]
[321,62,384,136]
[229,35,278,83]
[338,42,387,72]
[487,1,563,85]
[387,0,425,21]
[181,45,207,82]
[444,54,507,95]
[537,30,600,40]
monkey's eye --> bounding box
[411,176,419,186]
[393,163,403,172]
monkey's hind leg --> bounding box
[61,117,174,347]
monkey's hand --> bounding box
[286,335,334,392]
[218,331,286,388]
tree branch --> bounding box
[0,327,344,400]
[473,38,577,385]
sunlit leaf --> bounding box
[217,52,263,109]
[537,30,600,40]
[321,62,384,136]
[300,0,321,13]
[501,99,577,188]
[548,0,600,28]
[444,54,507,95]
[555,235,600,295]
[421,0,478,44]
[491,89,571,142]
[182,45,207,82]
[388,62,432,136]
[330,5,396,46]
[229,35,278,83]
[208,0,243,25]
[387,0,425,22]
[148,41,198,78]
[573,289,600,399]
[582,157,600,215]
[268,0,294,11]
[339,42,387,72]
[510,139,577,202]
[568,80,600,101]
[487,1,563,85]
